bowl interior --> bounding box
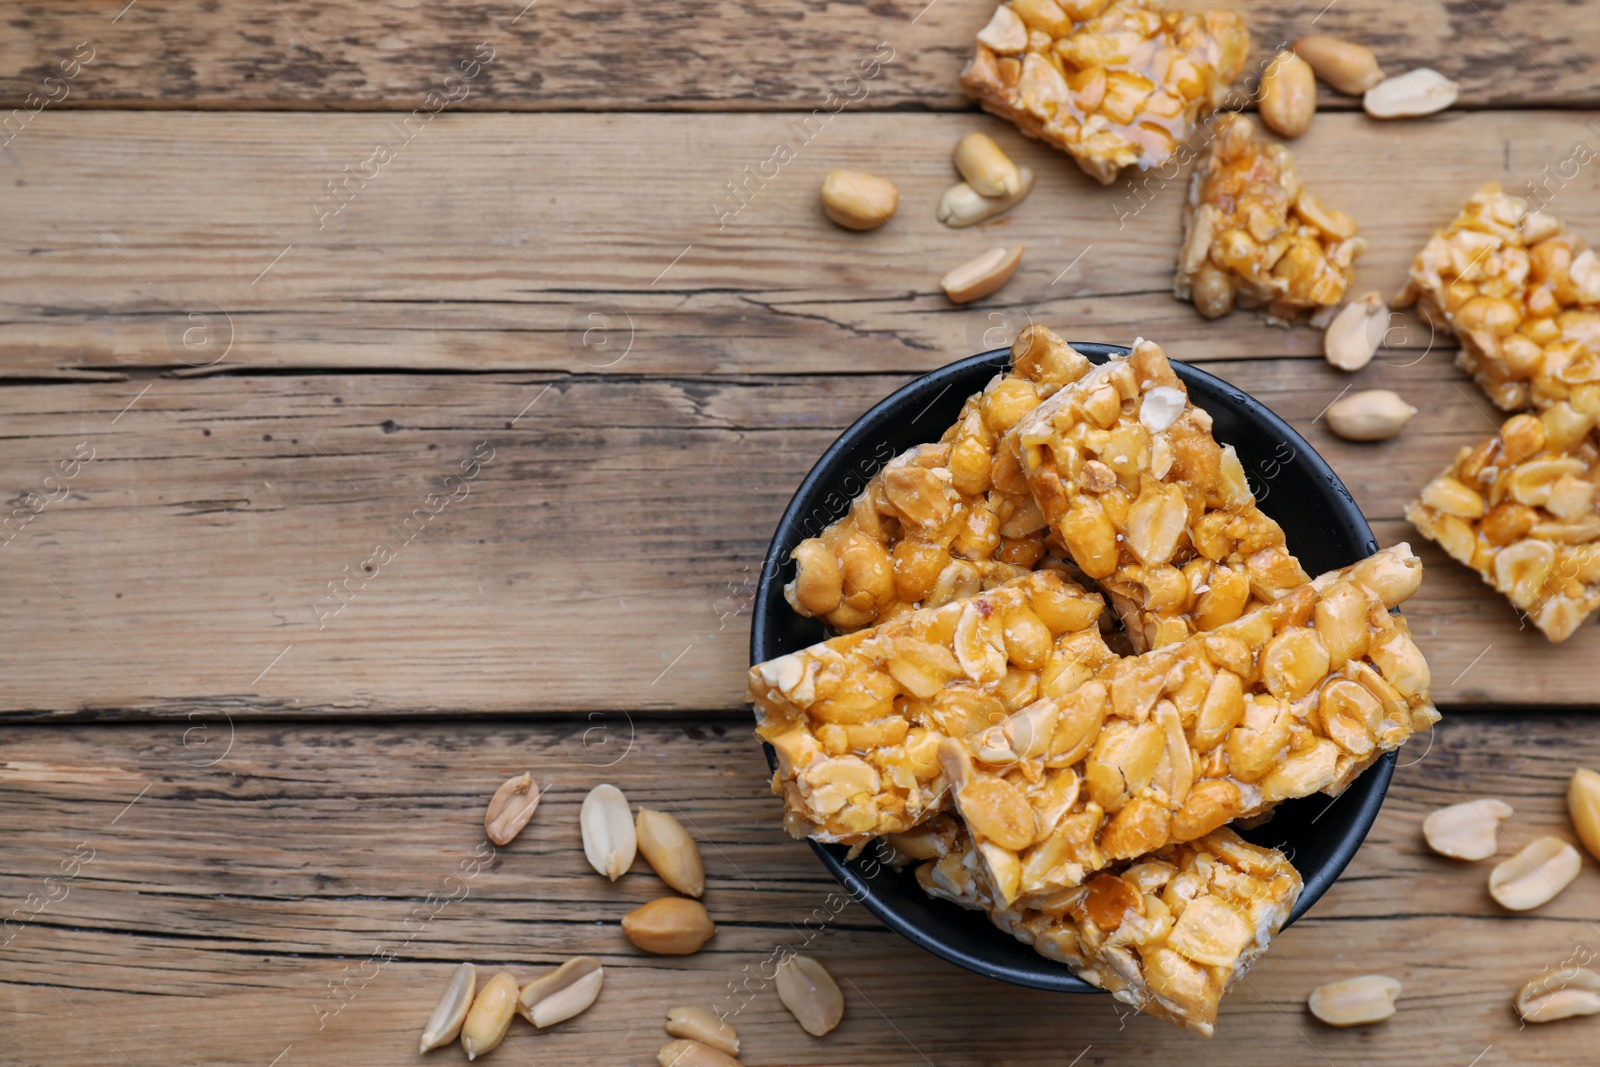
[749,343,1392,993]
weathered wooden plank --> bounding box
[0,716,1595,1065]
[0,362,1592,718]
[1,0,1594,112]
[2,111,1597,378]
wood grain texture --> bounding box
[0,361,1591,719]
[1,0,1595,111]
[2,111,1598,379]
[1,716,1595,1066]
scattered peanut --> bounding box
[484,772,541,846]
[1363,68,1458,118]
[820,170,899,231]
[665,1007,740,1057]
[1259,51,1317,139]
[581,783,637,881]
[1292,35,1384,95]
[953,131,1023,198]
[1515,967,1600,1024]
[636,808,706,898]
[460,971,521,1060]
[941,245,1023,304]
[1325,390,1417,442]
[658,1038,743,1067]
[1323,291,1387,371]
[517,956,603,1028]
[1422,798,1512,860]
[419,962,477,1053]
[622,897,716,955]
[1308,974,1402,1026]
[775,955,845,1036]
[1488,836,1582,910]
[1569,768,1600,861]
[937,167,1035,228]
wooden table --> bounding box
[3,2,1599,1064]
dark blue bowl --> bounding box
[749,343,1393,993]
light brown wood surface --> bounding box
[0,0,1594,110]
[4,1,1600,1064]
[0,361,1592,715]
[3,111,1598,379]
[3,717,1598,1066]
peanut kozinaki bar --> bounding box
[936,546,1434,903]
[1396,183,1600,414]
[785,325,1094,633]
[914,823,1300,1037]
[1408,411,1600,641]
[1010,336,1310,652]
[752,545,1437,868]
[1176,114,1366,325]
[960,0,1248,186]
[755,569,1115,842]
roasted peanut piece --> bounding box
[1308,975,1402,1026]
[636,808,706,898]
[820,170,899,231]
[954,131,1024,198]
[658,1039,743,1067]
[622,897,716,955]
[1422,798,1512,860]
[1515,967,1600,1023]
[1364,68,1458,118]
[461,972,521,1060]
[1259,51,1317,139]
[420,962,476,1053]
[1292,35,1384,95]
[776,955,845,1036]
[1489,836,1582,910]
[485,771,541,846]
[1568,768,1600,861]
[581,783,636,881]
[1323,291,1387,371]
[517,956,603,1028]
[1325,390,1417,442]
[937,167,1035,228]
[941,245,1023,304]
[665,1006,740,1057]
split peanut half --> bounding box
[658,1039,743,1067]
[484,771,541,846]
[1325,390,1417,442]
[1488,836,1582,910]
[419,962,476,1053]
[581,783,637,880]
[1422,798,1513,861]
[776,955,844,1036]
[1364,68,1458,118]
[636,808,706,897]
[1515,967,1600,1023]
[941,245,1023,304]
[1568,768,1600,861]
[460,972,521,1060]
[1308,974,1402,1026]
[953,131,1023,198]
[517,956,604,1028]
[665,1006,739,1056]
